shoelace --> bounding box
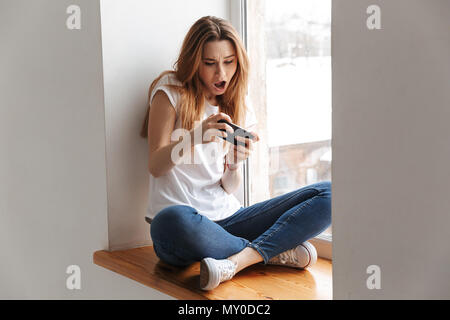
[219,260,237,282]
[274,248,299,265]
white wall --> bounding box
[100,0,230,250]
[0,0,172,299]
[332,0,450,299]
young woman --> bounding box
[140,16,331,291]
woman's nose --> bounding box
[216,64,226,78]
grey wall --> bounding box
[0,0,171,299]
[332,0,450,299]
[100,0,231,251]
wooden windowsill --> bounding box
[93,246,332,300]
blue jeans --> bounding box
[150,181,331,267]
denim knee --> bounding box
[314,181,332,227]
[299,181,332,229]
[150,205,197,243]
[310,180,331,197]
[150,205,201,266]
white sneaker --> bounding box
[267,241,318,269]
[200,258,237,291]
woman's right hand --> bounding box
[190,112,235,146]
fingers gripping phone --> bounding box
[217,119,256,147]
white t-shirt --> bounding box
[146,73,258,221]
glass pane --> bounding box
[248,0,332,237]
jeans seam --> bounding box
[247,242,269,263]
[252,191,321,255]
[221,188,317,229]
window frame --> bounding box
[230,0,251,207]
[230,0,332,260]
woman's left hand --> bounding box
[225,131,260,168]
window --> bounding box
[238,0,332,255]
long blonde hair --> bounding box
[140,16,250,138]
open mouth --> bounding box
[214,81,226,90]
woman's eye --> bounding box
[204,60,234,66]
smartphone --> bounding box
[217,119,256,147]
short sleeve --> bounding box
[149,73,181,113]
[244,95,258,128]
